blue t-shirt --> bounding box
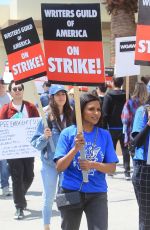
[132,106,149,161]
[54,125,118,193]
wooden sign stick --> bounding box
[31,80,55,152]
[74,86,88,183]
[126,76,130,100]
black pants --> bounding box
[60,191,108,230]
[109,130,130,173]
[8,157,34,209]
[132,160,150,230]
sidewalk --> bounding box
[0,157,138,230]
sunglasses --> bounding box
[12,86,23,92]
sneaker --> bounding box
[14,208,24,220]
[23,204,27,210]
[23,198,27,210]
[125,172,131,181]
[2,186,11,196]
[108,173,114,177]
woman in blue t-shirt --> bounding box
[31,85,73,230]
[54,93,119,230]
[131,103,150,230]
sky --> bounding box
[0,0,10,5]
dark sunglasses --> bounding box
[12,86,23,92]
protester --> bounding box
[40,81,51,107]
[96,83,107,105]
[0,80,39,220]
[0,78,11,196]
[31,85,73,230]
[102,77,130,180]
[121,82,149,157]
[68,87,75,108]
[54,93,118,230]
[131,99,150,230]
[141,75,150,93]
[0,78,11,108]
[91,89,99,97]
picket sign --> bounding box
[41,3,105,182]
[74,86,88,183]
[31,80,55,152]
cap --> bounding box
[49,85,67,95]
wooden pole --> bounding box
[126,76,130,100]
[31,80,55,152]
[74,86,88,183]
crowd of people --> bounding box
[0,76,150,230]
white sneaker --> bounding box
[125,172,131,181]
[2,186,11,196]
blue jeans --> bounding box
[0,160,9,189]
[40,160,58,225]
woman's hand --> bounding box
[78,158,92,171]
[74,132,85,151]
[44,127,52,140]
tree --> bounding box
[102,0,138,93]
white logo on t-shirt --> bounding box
[73,142,104,176]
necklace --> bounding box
[85,127,99,161]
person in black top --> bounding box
[102,77,131,180]
[96,83,107,105]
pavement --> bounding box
[0,156,138,230]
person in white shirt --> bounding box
[0,78,11,196]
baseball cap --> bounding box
[49,85,67,95]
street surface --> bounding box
[0,157,138,230]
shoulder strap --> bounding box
[93,127,99,146]
[20,102,24,112]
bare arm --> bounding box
[131,114,150,148]
[56,147,78,172]
[56,133,85,172]
[79,159,116,174]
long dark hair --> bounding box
[73,93,102,127]
[49,92,72,129]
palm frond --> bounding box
[102,0,138,14]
